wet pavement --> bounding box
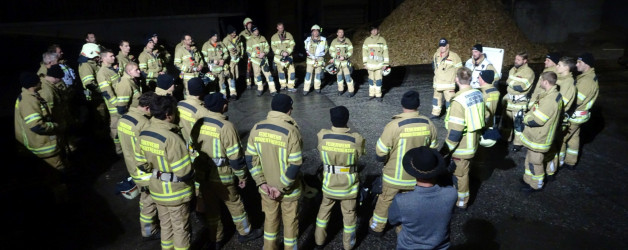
[3,35,628,249]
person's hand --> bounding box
[339,56,345,61]
[382,66,387,71]
[238,179,246,189]
[282,51,288,57]
[260,183,270,194]
[219,60,224,66]
[158,71,165,75]
[328,59,334,64]
[259,52,266,59]
[268,186,282,200]
[197,65,203,72]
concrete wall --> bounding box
[514,0,603,43]
[0,14,242,47]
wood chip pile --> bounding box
[350,0,547,69]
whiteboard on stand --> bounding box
[483,47,505,73]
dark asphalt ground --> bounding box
[2,34,627,250]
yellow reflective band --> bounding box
[376,138,390,153]
[24,113,42,124]
[533,109,550,122]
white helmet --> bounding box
[311,24,321,31]
[243,17,253,26]
[382,66,391,76]
[479,128,501,147]
[81,43,100,58]
[117,177,140,200]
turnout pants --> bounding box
[452,157,471,208]
[315,196,356,250]
[182,72,197,97]
[156,202,190,250]
[335,61,354,93]
[369,184,408,233]
[523,149,554,190]
[202,181,251,242]
[252,61,276,93]
[561,123,582,166]
[304,58,324,91]
[432,88,455,116]
[275,60,296,89]
[501,98,528,146]
[228,60,239,96]
[367,69,382,97]
[261,194,299,250]
[110,113,121,154]
[139,189,159,237]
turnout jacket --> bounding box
[174,45,204,74]
[15,88,59,158]
[570,68,599,124]
[201,40,229,73]
[521,85,563,153]
[223,35,244,64]
[362,34,389,70]
[138,48,164,79]
[114,74,140,114]
[317,126,365,199]
[376,112,438,189]
[191,109,247,185]
[140,118,194,206]
[118,107,152,186]
[246,35,270,66]
[445,87,485,159]
[246,111,303,201]
[557,73,576,114]
[271,31,296,65]
[505,63,535,111]
[432,50,462,90]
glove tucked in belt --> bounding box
[323,165,356,174]
[152,170,183,182]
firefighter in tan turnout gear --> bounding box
[245,94,303,250]
[202,30,230,96]
[223,25,243,100]
[191,93,263,247]
[175,34,204,97]
[502,52,535,152]
[362,26,389,102]
[431,38,462,118]
[314,106,365,250]
[240,17,255,89]
[442,68,485,210]
[271,22,297,92]
[139,95,194,250]
[97,49,123,154]
[519,72,563,192]
[138,37,165,92]
[369,91,438,236]
[303,24,328,95]
[562,53,599,170]
[117,92,160,240]
[328,28,355,97]
[246,25,276,97]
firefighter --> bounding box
[115,62,142,115]
[191,93,263,247]
[155,74,175,96]
[369,90,438,236]
[97,49,124,154]
[501,52,535,152]
[328,28,355,97]
[549,57,577,175]
[303,24,328,95]
[46,44,76,88]
[37,51,58,78]
[240,17,255,89]
[151,33,172,64]
[562,53,599,170]
[139,37,165,92]
[117,91,160,240]
[431,38,462,118]
[78,43,105,124]
[116,40,136,77]
[479,71,499,129]
[246,25,276,97]
[39,64,66,118]
[362,26,389,102]
[15,72,69,204]
[202,30,229,96]
[271,22,296,92]
[139,95,195,250]
[223,25,244,100]
[519,72,563,192]
[530,52,561,103]
[441,67,485,210]
[314,106,365,250]
[464,44,500,88]
[176,77,206,216]
[245,94,303,250]
[174,34,204,97]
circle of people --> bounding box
[15,17,599,250]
